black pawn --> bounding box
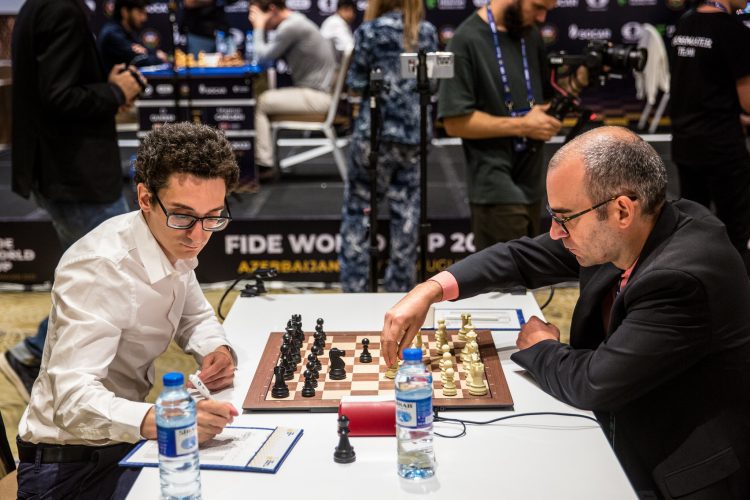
[333,414,356,464]
[271,366,290,398]
[308,352,322,372]
[301,372,316,397]
[359,338,372,363]
[313,331,324,356]
[304,369,318,388]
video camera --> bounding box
[546,40,647,121]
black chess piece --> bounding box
[304,369,318,388]
[316,318,326,341]
[359,338,373,363]
[301,371,316,397]
[308,352,322,372]
[333,414,356,464]
[313,331,324,356]
[328,347,347,380]
[271,365,290,398]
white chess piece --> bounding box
[385,360,399,379]
[468,361,488,396]
[441,352,452,384]
[443,367,457,396]
[458,313,469,342]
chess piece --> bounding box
[359,338,372,363]
[333,414,356,464]
[328,347,347,380]
[468,361,488,396]
[461,326,477,361]
[271,365,290,398]
[304,369,318,389]
[384,360,399,379]
[306,362,319,387]
[440,352,452,385]
[313,331,324,356]
[316,318,326,342]
[301,371,316,397]
[458,313,469,342]
[436,319,447,348]
[442,368,457,397]
[308,352,322,372]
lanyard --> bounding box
[702,1,729,13]
[485,6,534,112]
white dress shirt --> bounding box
[19,211,235,446]
[320,13,354,54]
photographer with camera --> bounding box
[670,0,750,274]
[438,0,565,251]
[3,0,145,400]
[338,0,438,293]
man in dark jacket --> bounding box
[98,0,168,74]
[2,0,143,402]
[382,127,750,499]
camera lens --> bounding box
[604,45,647,72]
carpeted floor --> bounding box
[0,285,578,461]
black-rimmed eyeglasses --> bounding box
[153,193,232,232]
[546,195,637,235]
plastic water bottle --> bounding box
[395,348,436,479]
[245,30,256,65]
[215,30,227,55]
[156,372,201,500]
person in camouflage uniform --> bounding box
[339,0,437,292]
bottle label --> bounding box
[158,423,198,457]
[396,396,433,429]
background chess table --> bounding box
[244,330,513,412]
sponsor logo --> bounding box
[156,84,174,95]
[438,25,456,46]
[287,0,312,10]
[146,2,169,14]
[232,85,251,93]
[585,0,609,10]
[225,1,249,13]
[318,0,338,14]
[198,84,229,96]
[472,0,487,6]
[556,0,579,7]
[142,30,161,50]
[438,0,466,9]
[625,0,657,5]
[620,22,642,43]
[568,24,612,41]
[540,24,558,45]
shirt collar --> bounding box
[133,212,198,284]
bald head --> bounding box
[548,126,667,216]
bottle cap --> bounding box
[163,372,184,387]
[403,348,422,361]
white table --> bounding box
[128,292,636,499]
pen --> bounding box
[189,371,212,400]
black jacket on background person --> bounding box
[448,199,750,499]
[11,0,123,203]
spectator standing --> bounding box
[670,0,750,272]
[1,0,143,402]
[338,0,438,292]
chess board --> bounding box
[243,330,513,412]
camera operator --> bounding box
[439,0,583,250]
[4,0,144,400]
[670,0,750,273]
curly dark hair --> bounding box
[134,122,239,197]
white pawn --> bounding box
[442,368,457,397]
[441,352,452,385]
[385,360,399,379]
[435,319,447,348]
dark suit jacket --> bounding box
[12,0,122,203]
[448,199,750,499]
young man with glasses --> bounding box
[15,123,240,499]
[381,127,750,498]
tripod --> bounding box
[366,69,385,293]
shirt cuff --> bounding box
[430,271,459,301]
[111,399,154,442]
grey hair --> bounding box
[548,126,667,217]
